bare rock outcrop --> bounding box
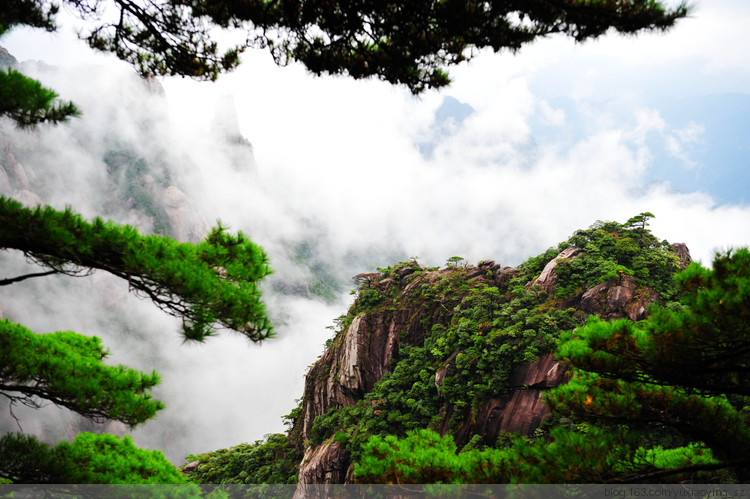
[163,185,188,240]
[12,189,43,207]
[579,276,658,321]
[671,243,692,270]
[0,45,17,67]
[298,308,425,444]
[448,354,567,448]
[4,152,31,191]
[0,165,11,194]
[475,259,518,287]
[162,185,208,242]
[181,461,200,473]
[297,439,350,486]
[528,247,582,293]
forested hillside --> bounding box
[183,214,750,486]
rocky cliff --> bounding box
[286,221,691,486]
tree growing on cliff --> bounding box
[354,249,750,483]
[0,197,273,341]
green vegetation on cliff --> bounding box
[552,213,680,299]
[226,213,723,487]
[354,245,750,483]
[180,214,748,485]
[182,434,301,485]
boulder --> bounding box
[181,460,201,473]
[528,247,582,293]
[296,439,350,490]
[580,276,657,321]
[671,243,692,270]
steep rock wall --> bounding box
[292,244,691,486]
[447,353,568,448]
[291,260,518,450]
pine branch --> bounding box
[609,459,750,484]
[0,196,273,341]
[0,319,166,426]
[0,270,58,286]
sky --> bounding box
[1,0,750,463]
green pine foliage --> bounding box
[183,434,302,484]
[3,1,688,94]
[0,0,57,34]
[353,427,721,484]
[0,432,187,483]
[354,246,750,483]
[0,196,273,482]
[0,195,273,341]
[547,214,680,299]
[546,247,750,482]
[0,68,79,127]
[0,319,163,426]
[189,0,689,93]
[0,15,77,127]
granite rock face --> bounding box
[579,276,658,321]
[0,45,17,67]
[297,440,351,486]
[291,243,692,487]
[671,243,693,270]
[447,353,568,448]
[528,247,583,293]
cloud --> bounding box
[665,121,706,168]
[538,100,566,127]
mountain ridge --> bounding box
[183,215,692,487]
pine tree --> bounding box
[0,197,273,342]
[5,0,689,95]
[0,432,188,483]
[547,248,750,482]
[0,319,164,426]
[0,200,275,482]
[0,68,79,127]
[0,5,272,483]
[354,249,750,484]
[0,17,78,127]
